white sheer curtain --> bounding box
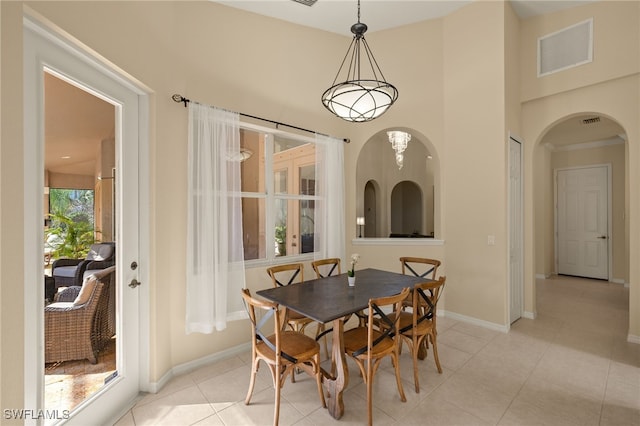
[314,134,346,264]
[186,103,246,333]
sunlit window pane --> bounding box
[242,197,265,260]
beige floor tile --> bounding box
[305,387,395,425]
[188,355,247,384]
[198,364,270,412]
[395,393,490,425]
[280,372,328,416]
[216,386,305,426]
[432,341,474,371]
[131,385,215,425]
[348,366,418,421]
[530,344,610,400]
[433,370,514,424]
[603,361,640,409]
[510,375,602,426]
[438,328,490,355]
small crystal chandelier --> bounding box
[321,0,398,122]
[387,131,411,169]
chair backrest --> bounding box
[399,257,441,280]
[352,287,410,357]
[267,263,304,288]
[311,258,341,278]
[86,242,115,261]
[241,288,292,362]
[402,276,446,334]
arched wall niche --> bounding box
[390,181,423,236]
[356,128,438,239]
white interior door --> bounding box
[556,166,609,280]
[509,137,523,324]
[24,17,144,425]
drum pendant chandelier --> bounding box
[321,0,398,122]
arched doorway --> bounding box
[363,180,378,237]
[534,113,627,283]
[390,181,423,236]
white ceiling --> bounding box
[212,0,599,35]
[46,0,616,178]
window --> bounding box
[239,127,318,261]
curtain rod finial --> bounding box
[172,94,189,107]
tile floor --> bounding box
[45,338,117,419]
[114,275,639,425]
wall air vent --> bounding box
[582,117,601,125]
[291,0,317,6]
[538,18,593,77]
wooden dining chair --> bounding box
[241,289,326,426]
[342,287,410,426]
[386,276,446,393]
[311,257,341,278]
[266,263,314,334]
[399,257,441,311]
[400,257,441,280]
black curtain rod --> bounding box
[171,94,350,143]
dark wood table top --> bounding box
[257,268,430,323]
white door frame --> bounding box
[554,164,612,281]
[23,13,150,424]
[508,134,524,324]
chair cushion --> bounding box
[73,274,98,306]
[46,302,75,310]
[86,243,114,261]
[53,266,78,278]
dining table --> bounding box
[256,267,431,420]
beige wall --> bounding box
[1,1,26,418]
[1,0,639,418]
[520,1,639,101]
[442,1,509,325]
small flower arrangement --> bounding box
[347,253,360,277]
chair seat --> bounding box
[257,331,320,363]
[343,327,395,357]
[388,311,434,336]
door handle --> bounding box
[597,235,608,239]
[129,279,141,288]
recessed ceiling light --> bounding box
[61,156,71,159]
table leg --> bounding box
[322,318,348,419]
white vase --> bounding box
[348,276,356,286]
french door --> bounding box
[24,16,146,424]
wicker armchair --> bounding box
[45,266,116,364]
[51,242,115,289]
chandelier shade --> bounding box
[321,2,398,122]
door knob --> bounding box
[129,279,141,288]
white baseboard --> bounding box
[535,274,549,280]
[442,310,509,333]
[523,311,536,319]
[148,342,251,394]
[628,334,640,345]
